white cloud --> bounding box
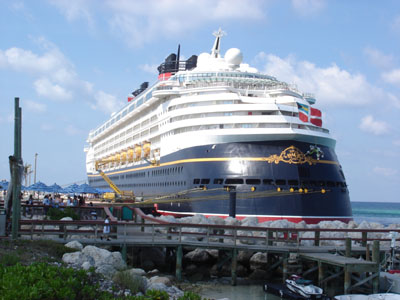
[48,0,94,27]
[139,64,159,75]
[382,69,400,87]
[34,78,72,101]
[106,0,266,47]
[364,47,395,70]
[291,0,325,16]
[373,166,398,177]
[256,52,382,107]
[359,115,389,136]
[91,90,124,114]
[24,100,47,113]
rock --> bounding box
[109,251,127,270]
[62,251,94,266]
[82,245,111,267]
[237,250,254,264]
[149,276,172,286]
[147,269,159,275]
[126,268,146,276]
[184,248,211,263]
[139,248,166,269]
[65,240,83,250]
[184,264,198,276]
[206,249,219,260]
[249,252,268,270]
[96,264,117,279]
[82,261,92,270]
[241,217,258,227]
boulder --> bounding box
[96,264,117,279]
[184,248,211,263]
[237,250,254,264]
[149,276,172,287]
[125,268,146,277]
[65,240,83,250]
[82,261,93,270]
[139,248,166,269]
[249,252,268,270]
[82,245,126,270]
[62,251,94,266]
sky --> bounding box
[0,0,399,202]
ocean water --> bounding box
[351,201,400,226]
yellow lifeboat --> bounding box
[120,151,127,164]
[115,153,121,164]
[143,141,151,158]
[127,148,134,162]
[134,144,142,161]
[108,155,115,167]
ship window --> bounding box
[318,181,325,186]
[288,180,299,186]
[246,179,261,185]
[225,178,244,184]
[193,179,200,184]
[309,180,317,187]
[201,179,210,184]
[263,179,274,185]
[213,178,223,184]
[276,179,286,186]
[327,181,335,187]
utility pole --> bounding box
[34,153,38,184]
[11,97,22,239]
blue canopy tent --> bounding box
[63,183,79,194]
[96,187,113,193]
[46,183,65,193]
[26,181,48,192]
[0,180,9,190]
[75,183,99,194]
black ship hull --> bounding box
[88,141,352,224]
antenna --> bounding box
[211,28,226,58]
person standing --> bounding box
[102,216,111,241]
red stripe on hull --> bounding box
[156,210,352,224]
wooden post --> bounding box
[344,268,351,294]
[362,232,368,247]
[314,231,320,246]
[318,261,324,288]
[231,248,237,286]
[176,245,182,281]
[345,238,352,257]
[282,252,288,283]
[268,230,273,246]
[121,244,127,263]
[344,238,352,293]
[366,243,370,261]
[372,240,380,293]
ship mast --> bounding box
[211,28,226,58]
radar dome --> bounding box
[197,52,211,68]
[225,48,243,65]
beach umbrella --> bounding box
[26,181,48,192]
[63,183,79,193]
[0,180,9,190]
[46,183,65,193]
[75,183,99,194]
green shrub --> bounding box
[0,253,20,266]
[145,289,169,300]
[46,207,79,220]
[113,271,146,294]
[0,262,103,300]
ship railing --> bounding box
[16,212,400,250]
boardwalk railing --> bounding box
[18,219,400,249]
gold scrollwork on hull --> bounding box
[264,146,317,165]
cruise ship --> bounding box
[86,29,352,224]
